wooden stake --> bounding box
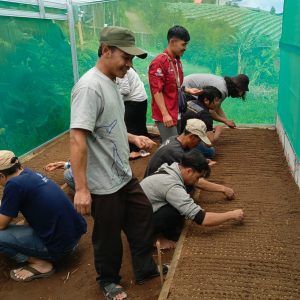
[156,240,164,286]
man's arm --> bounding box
[70,128,91,215]
[148,59,174,128]
[202,209,244,226]
[128,133,156,151]
[0,214,12,230]
[195,178,235,200]
[153,92,173,127]
[206,125,223,145]
[44,161,66,172]
[209,108,236,129]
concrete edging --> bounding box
[276,115,300,189]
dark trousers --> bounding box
[153,204,184,241]
[124,100,148,152]
[91,177,157,287]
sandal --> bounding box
[102,283,129,300]
[10,265,55,282]
[136,264,169,285]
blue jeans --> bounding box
[0,225,76,263]
[64,168,75,191]
[196,142,216,159]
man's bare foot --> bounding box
[155,237,176,250]
[12,257,53,281]
[129,151,141,159]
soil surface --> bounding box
[166,128,300,299]
[0,128,299,299]
[0,133,172,300]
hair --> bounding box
[167,25,190,42]
[224,76,246,100]
[0,157,22,176]
[198,86,222,103]
[183,128,191,135]
[97,44,118,57]
[180,149,211,178]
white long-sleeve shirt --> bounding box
[116,68,147,102]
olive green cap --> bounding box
[100,26,147,59]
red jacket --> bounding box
[148,49,184,125]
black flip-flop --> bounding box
[10,265,55,282]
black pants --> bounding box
[153,204,184,241]
[124,100,148,152]
[91,177,157,287]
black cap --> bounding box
[232,74,249,91]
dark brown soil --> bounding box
[0,129,299,299]
[167,128,300,299]
[0,133,173,300]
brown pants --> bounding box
[91,177,157,287]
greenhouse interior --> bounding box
[0,0,299,299]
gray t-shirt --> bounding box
[71,67,132,195]
[183,74,228,101]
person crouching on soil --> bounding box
[181,86,224,159]
[0,150,87,282]
[140,149,244,250]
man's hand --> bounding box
[133,135,156,151]
[231,209,244,222]
[222,186,235,200]
[163,114,174,128]
[185,87,203,96]
[44,161,66,171]
[207,159,217,166]
[225,119,236,129]
[74,189,92,215]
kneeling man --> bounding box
[140,149,244,249]
[0,150,87,282]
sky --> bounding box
[238,0,284,13]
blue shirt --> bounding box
[0,168,87,257]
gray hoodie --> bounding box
[140,162,204,221]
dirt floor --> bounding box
[0,133,172,300]
[0,128,299,299]
[166,128,300,299]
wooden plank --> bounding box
[158,220,191,300]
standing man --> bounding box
[183,73,250,128]
[149,25,201,143]
[117,67,150,160]
[70,26,166,300]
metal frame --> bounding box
[0,0,68,20]
[0,0,116,83]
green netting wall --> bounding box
[0,16,73,157]
[0,0,283,156]
[77,0,282,126]
[278,0,300,160]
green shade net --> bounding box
[278,0,300,160]
[0,0,283,156]
[0,17,73,156]
[74,0,282,125]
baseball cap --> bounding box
[100,26,147,59]
[185,119,211,146]
[232,74,249,91]
[0,150,18,171]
